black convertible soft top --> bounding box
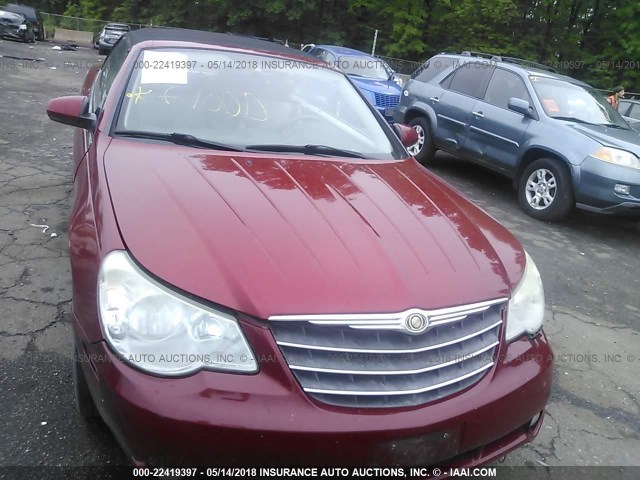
[127,28,318,61]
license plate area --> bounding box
[370,428,460,466]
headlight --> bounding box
[505,251,545,342]
[98,251,257,376]
[590,146,640,170]
[19,24,27,31]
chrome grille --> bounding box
[374,92,400,108]
[270,299,506,408]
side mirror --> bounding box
[508,97,535,118]
[46,95,96,130]
[393,123,419,148]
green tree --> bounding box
[40,0,640,91]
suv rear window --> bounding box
[412,56,456,83]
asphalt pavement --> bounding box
[0,38,638,472]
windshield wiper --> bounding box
[552,116,596,125]
[246,144,366,159]
[599,123,629,130]
[113,130,242,151]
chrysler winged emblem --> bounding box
[404,312,430,334]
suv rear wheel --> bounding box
[407,117,436,164]
[518,158,573,221]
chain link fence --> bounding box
[40,14,423,75]
[41,12,150,38]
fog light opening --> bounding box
[614,184,630,195]
[527,327,543,339]
[528,411,543,429]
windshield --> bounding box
[115,49,401,159]
[3,5,35,21]
[530,75,629,128]
[106,24,129,32]
[336,55,393,80]
[0,11,23,24]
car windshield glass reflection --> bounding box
[530,76,629,128]
[0,11,24,25]
[116,49,399,159]
[336,55,393,80]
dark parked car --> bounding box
[0,9,34,42]
[95,22,129,55]
[46,28,552,466]
[396,52,640,220]
[619,98,640,120]
[1,3,42,40]
[623,117,640,134]
[619,99,640,133]
[308,45,403,122]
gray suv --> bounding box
[394,52,640,221]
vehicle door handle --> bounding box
[472,111,484,118]
[429,97,440,103]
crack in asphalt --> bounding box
[553,308,640,333]
[552,384,640,439]
[537,410,562,462]
[0,264,29,291]
[1,119,73,349]
[0,295,72,308]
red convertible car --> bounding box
[47,28,552,467]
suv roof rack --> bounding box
[460,51,502,61]
[500,56,557,73]
[460,50,557,73]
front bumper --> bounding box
[375,105,396,123]
[574,156,640,215]
[75,314,553,466]
[0,28,28,41]
[393,103,409,123]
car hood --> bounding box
[104,139,524,320]
[570,123,640,155]
[349,76,402,95]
